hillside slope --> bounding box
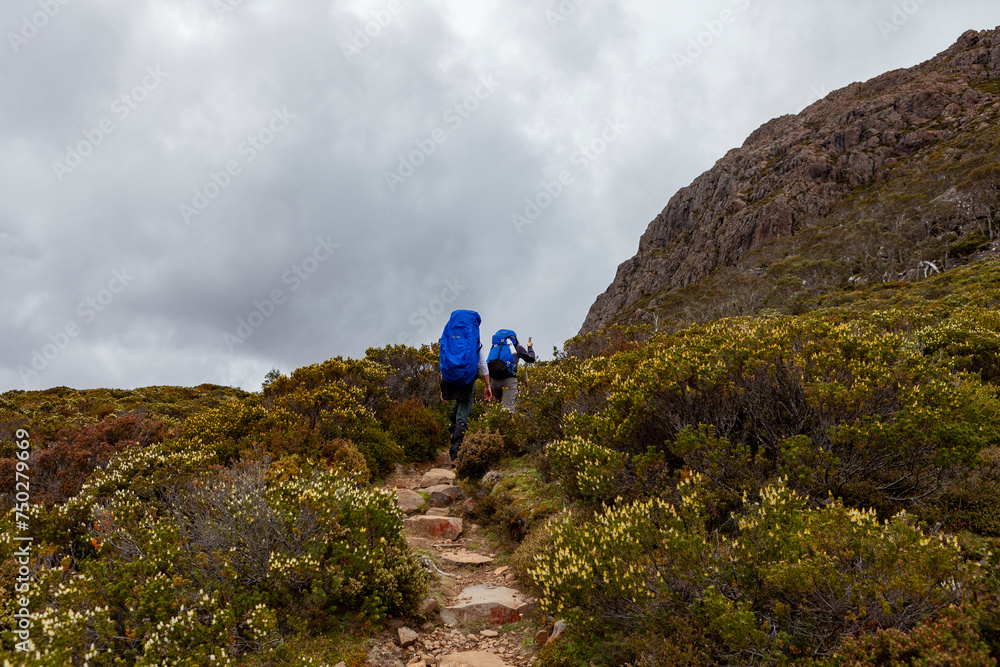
[583,27,1000,333]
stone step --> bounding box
[404,515,463,541]
[420,468,457,488]
[424,484,462,507]
[440,585,535,626]
[438,651,510,667]
[395,488,425,514]
[439,549,494,566]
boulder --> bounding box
[404,516,463,541]
[399,626,418,648]
[440,586,535,626]
[427,507,451,517]
[417,596,439,616]
[420,468,456,488]
[546,619,567,645]
[396,488,425,514]
[439,652,510,667]
[425,484,462,507]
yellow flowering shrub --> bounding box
[536,312,1000,516]
[0,441,426,665]
[545,436,625,503]
[263,359,403,475]
[531,477,971,664]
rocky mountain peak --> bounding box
[582,27,1000,334]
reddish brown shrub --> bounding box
[0,412,170,505]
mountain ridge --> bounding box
[582,27,1000,334]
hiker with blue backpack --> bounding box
[439,310,492,462]
[486,329,535,412]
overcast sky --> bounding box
[1,0,997,392]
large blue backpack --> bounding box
[486,329,519,379]
[439,310,482,385]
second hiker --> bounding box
[486,329,535,412]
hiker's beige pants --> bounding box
[490,376,519,412]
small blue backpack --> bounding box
[439,310,482,385]
[486,329,519,379]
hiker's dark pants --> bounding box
[442,379,475,460]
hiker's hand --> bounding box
[527,337,533,348]
[484,383,493,401]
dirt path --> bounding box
[365,453,543,667]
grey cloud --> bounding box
[1,0,997,391]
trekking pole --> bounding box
[524,337,531,385]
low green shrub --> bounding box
[382,399,445,462]
[455,430,505,480]
[364,343,441,407]
[468,403,518,451]
[468,456,563,546]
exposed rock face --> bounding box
[582,27,1000,333]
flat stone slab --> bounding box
[440,550,494,566]
[404,515,463,541]
[420,468,456,488]
[395,488,425,514]
[439,652,510,667]
[427,507,451,517]
[440,586,535,626]
[425,484,462,507]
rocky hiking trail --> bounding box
[359,453,559,667]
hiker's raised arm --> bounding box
[479,344,492,400]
